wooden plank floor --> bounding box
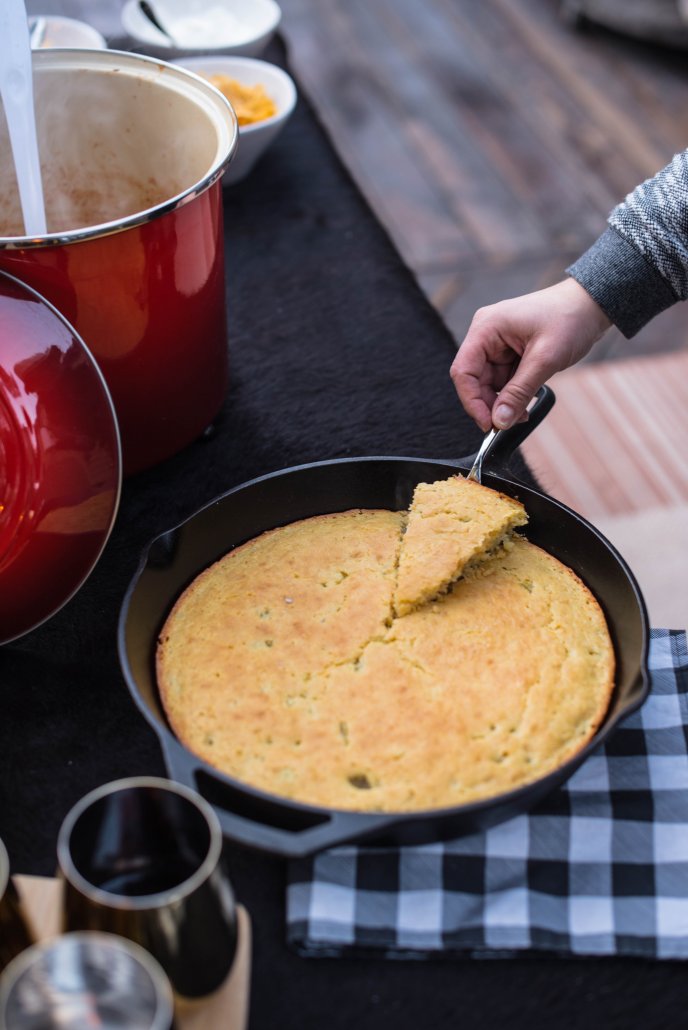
[521,351,688,519]
[279,0,688,626]
[520,350,688,629]
[279,0,688,361]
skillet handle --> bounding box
[460,384,555,470]
[160,736,393,858]
[211,807,384,859]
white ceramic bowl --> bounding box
[30,15,107,49]
[121,0,281,59]
[174,56,296,185]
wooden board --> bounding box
[13,874,251,1030]
[278,0,688,363]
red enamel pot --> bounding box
[0,49,238,476]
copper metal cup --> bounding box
[56,777,238,999]
[0,838,34,975]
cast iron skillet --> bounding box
[118,387,650,857]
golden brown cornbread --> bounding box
[393,475,528,617]
[157,507,615,813]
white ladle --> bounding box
[0,0,47,236]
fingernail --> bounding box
[494,404,515,429]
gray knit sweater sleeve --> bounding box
[567,149,688,337]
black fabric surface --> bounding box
[1,38,686,1030]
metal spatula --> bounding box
[467,428,502,484]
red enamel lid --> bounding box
[0,271,121,644]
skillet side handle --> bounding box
[461,384,556,469]
[160,736,391,858]
[208,807,382,859]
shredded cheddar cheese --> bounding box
[207,74,277,125]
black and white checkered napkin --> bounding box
[287,629,688,959]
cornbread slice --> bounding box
[392,475,528,617]
[157,510,615,814]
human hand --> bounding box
[449,278,612,432]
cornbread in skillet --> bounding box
[156,504,615,813]
[393,474,528,617]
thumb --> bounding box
[492,360,551,430]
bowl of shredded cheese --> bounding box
[173,56,297,184]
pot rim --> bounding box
[0,48,239,250]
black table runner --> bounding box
[2,38,686,1030]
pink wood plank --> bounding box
[521,351,688,518]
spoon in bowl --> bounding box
[138,0,179,45]
[0,0,47,236]
[28,16,47,48]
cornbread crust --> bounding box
[157,509,615,814]
[393,475,528,617]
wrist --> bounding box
[559,276,612,341]
[567,227,676,338]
